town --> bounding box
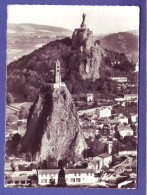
[5,12,138,188]
[5,59,138,188]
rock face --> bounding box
[21,84,87,162]
[71,19,106,80]
[72,28,93,51]
[67,42,106,80]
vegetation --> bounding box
[6,92,14,105]
[19,106,28,119]
[6,133,21,155]
[7,33,138,101]
[83,137,107,158]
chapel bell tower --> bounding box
[55,59,61,83]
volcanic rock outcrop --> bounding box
[21,84,87,162]
[72,28,93,51]
[70,13,106,80]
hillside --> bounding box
[98,31,139,62]
[7,22,138,102]
[7,23,72,36]
[7,23,72,64]
[7,37,136,102]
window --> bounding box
[15,181,19,184]
[57,70,59,72]
[78,173,80,176]
[21,181,25,184]
[74,173,76,176]
[41,179,47,183]
[70,178,75,182]
[87,173,89,176]
[76,178,81,182]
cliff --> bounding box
[21,84,87,162]
[67,44,106,81]
[72,28,93,51]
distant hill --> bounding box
[98,31,139,62]
[7,23,72,36]
[7,23,72,64]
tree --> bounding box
[18,164,26,171]
[19,106,28,119]
[28,174,38,185]
[6,92,14,105]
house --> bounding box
[86,94,94,102]
[98,153,112,168]
[93,153,112,170]
[118,117,128,124]
[117,125,133,138]
[96,106,112,118]
[111,77,127,83]
[78,106,112,118]
[124,94,138,101]
[88,161,98,173]
[6,175,31,186]
[38,169,95,186]
[5,162,12,172]
[131,114,138,123]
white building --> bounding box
[6,175,31,186]
[86,94,94,102]
[131,114,138,123]
[111,77,127,83]
[117,125,133,138]
[118,117,128,124]
[97,107,111,118]
[124,94,138,101]
[93,153,112,170]
[78,106,112,118]
[38,169,95,186]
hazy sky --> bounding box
[7,5,140,34]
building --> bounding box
[78,106,112,118]
[45,59,65,89]
[6,175,31,186]
[131,114,138,123]
[54,59,61,83]
[118,117,128,124]
[38,169,95,186]
[86,94,94,102]
[111,77,127,83]
[93,153,112,170]
[88,162,98,173]
[117,125,133,138]
[124,94,138,101]
[97,106,112,118]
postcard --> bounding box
[4,4,141,190]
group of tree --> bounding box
[83,137,107,158]
[6,133,21,156]
[6,92,14,105]
[6,35,137,101]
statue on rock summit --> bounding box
[80,13,86,29]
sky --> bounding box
[7,5,140,34]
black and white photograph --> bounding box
[5,5,139,188]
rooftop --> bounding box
[38,169,94,175]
